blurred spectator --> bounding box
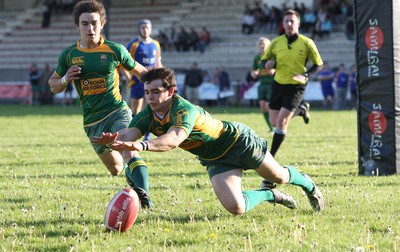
[313,13,332,39]
[338,0,350,24]
[169,26,178,51]
[202,69,212,83]
[184,62,203,105]
[312,7,327,39]
[242,10,256,35]
[29,63,41,105]
[39,63,54,105]
[54,0,74,14]
[266,7,280,34]
[349,64,357,109]
[177,26,189,51]
[217,66,231,107]
[41,0,54,28]
[335,63,350,110]
[197,26,211,53]
[320,14,333,37]
[252,1,266,33]
[261,3,271,30]
[293,1,302,15]
[188,27,199,51]
[239,71,258,107]
[302,8,316,33]
[345,18,355,40]
[158,29,169,51]
[317,62,335,110]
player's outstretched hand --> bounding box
[91,132,119,146]
[111,141,140,152]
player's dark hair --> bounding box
[73,0,107,26]
[141,68,178,93]
[284,9,300,21]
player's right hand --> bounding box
[91,132,119,146]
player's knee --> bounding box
[226,205,246,215]
[109,169,120,177]
[223,201,246,215]
[108,164,125,176]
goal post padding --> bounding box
[355,0,400,175]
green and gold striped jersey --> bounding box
[252,54,274,85]
[130,95,239,160]
[55,36,137,126]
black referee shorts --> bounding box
[269,80,306,111]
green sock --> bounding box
[263,112,273,131]
[126,157,149,193]
[242,190,274,212]
[284,166,314,193]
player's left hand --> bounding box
[110,141,140,152]
[292,74,308,82]
[91,132,119,146]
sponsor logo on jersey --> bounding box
[100,54,108,65]
[72,56,84,65]
[175,110,186,125]
[180,139,202,150]
[142,57,156,65]
[81,78,107,95]
[252,148,262,160]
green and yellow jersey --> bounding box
[252,54,273,85]
[55,36,137,126]
[129,95,240,160]
[262,34,323,85]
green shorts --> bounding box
[257,82,272,101]
[84,107,132,154]
[200,122,268,178]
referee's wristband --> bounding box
[61,75,68,86]
[139,141,149,151]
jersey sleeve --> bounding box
[252,55,258,71]
[55,49,69,77]
[118,44,137,71]
[170,107,196,135]
[128,107,151,136]
[153,39,162,59]
[307,39,323,66]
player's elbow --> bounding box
[165,142,180,151]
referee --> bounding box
[261,9,323,157]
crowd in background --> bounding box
[30,0,357,108]
[157,25,211,53]
[241,0,354,40]
[41,0,78,28]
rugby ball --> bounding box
[104,188,140,232]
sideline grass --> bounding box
[0,105,399,251]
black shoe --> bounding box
[269,188,297,209]
[260,180,276,190]
[299,102,310,124]
[261,180,296,209]
[133,187,154,208]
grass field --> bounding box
[0,104,399,251]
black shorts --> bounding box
[269,81,306,111]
